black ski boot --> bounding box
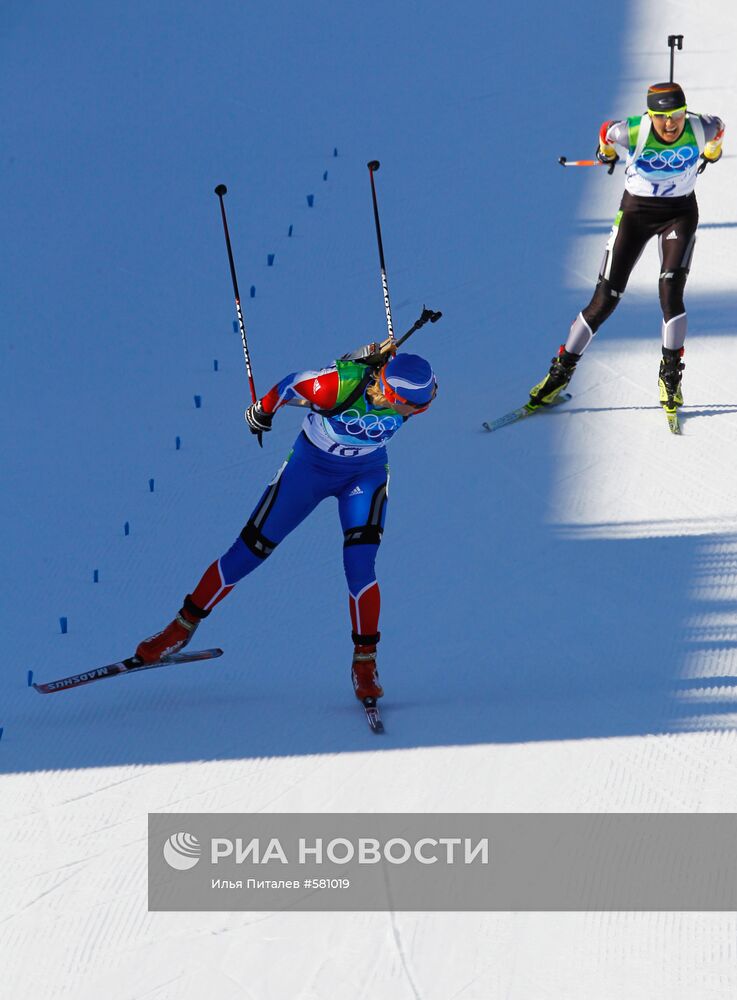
[658,347,684,409]
[529,346,581,407]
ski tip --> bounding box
[164,647,225,663]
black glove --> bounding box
[595,145,619,175]
[245,401,273,434]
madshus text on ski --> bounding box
[486,43,724,436]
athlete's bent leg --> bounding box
[193,444,325,602]
[136,440,326,663]
[530,203,649,406]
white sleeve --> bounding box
[605,120,630,150]
[699,114,725,143]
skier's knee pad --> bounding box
[582,278,623,332]
[239,520,279,560]
[659,267,688,322]
[343,524,383,547]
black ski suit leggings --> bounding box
[582,191,699,332]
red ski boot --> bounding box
[136,606,200,664]
[351,645,384,701]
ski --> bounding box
[362,697,384,733]
[663,406,681,434]
[482,393,572,432]
[33,648,224,694]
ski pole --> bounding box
[664,36,708,175]
[214,183,262,448]
[558,156,617,175]
[668,34,683,83]
[366,160,396,346]
[395,306,442,349]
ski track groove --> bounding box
[388,910,424,1000]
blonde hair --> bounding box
[366,370,390,408]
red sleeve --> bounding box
[599,120,616,144]
[260,368,341,414]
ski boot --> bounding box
[529,346,581,407]
[351,644,384,701]
[659,347,684,409]
[135,597,205,664]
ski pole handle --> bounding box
[668,34,683,83]
[395,306,442,349]
[214,183,262,448]
[559,156,617,175]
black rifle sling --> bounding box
[314,366,375,419]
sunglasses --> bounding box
[648,107,687,122]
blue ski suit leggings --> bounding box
[188,432,389,640]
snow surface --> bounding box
[3,0,737,996]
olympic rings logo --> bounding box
[640,146,697,171]
[338,408,402,439]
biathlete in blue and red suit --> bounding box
[135,344,438,701]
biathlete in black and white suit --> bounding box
[135,344,437,702]
[530,81,724,412]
